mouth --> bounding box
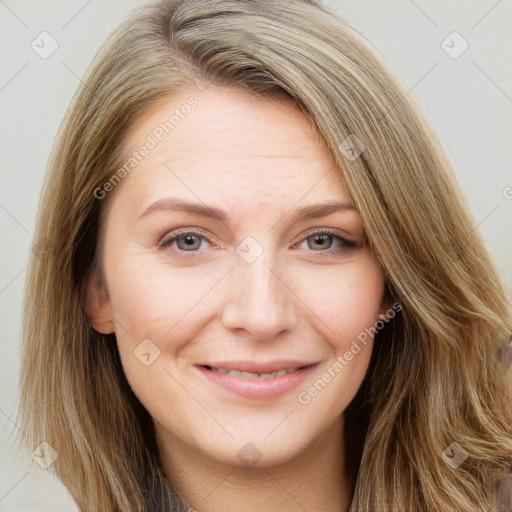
[200,364,315,379]
[195,361,320,400]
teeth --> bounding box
[209,367,301,378]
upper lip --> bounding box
[197,360,319,373]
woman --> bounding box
[18,0,512,510]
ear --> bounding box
[377,286,394,319]
[83,268,115,334]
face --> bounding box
[86,86,388,469]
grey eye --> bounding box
[175,234,203,251]
[307,234,335,250]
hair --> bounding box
[17,0,512,511]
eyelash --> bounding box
[158,227,358,256]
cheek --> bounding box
[292,261,384,414]
[104,258,217,419]
[109,248,385,355]
[295,258,385,349]
[105,255,227,351]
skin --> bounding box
[85,86,389,512]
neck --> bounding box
[156,414,352,512]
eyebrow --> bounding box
[137,197,357,226]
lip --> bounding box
[196,360,316,374]
[195,361,319,400]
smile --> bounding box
[196,363,319,400]
[205,365,305,379]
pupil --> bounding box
[179,235,200,250]
[310,234,331,250]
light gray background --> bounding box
[1,1,511,510]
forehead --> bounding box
[110,86,351,220]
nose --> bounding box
[220,255,299,341]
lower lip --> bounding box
[196,364,318,400]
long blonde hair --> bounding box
[18,0,512,510]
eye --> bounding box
[295,229,357,255]
[158,229,214,253]
[158,227,358,256]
